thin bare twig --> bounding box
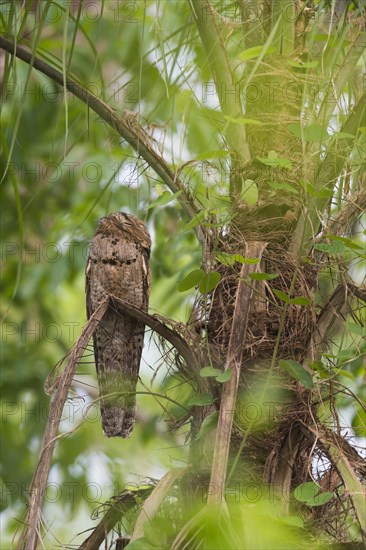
[17,297,110,550]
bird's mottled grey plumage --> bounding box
[86,212,151,437]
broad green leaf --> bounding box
[287,60,318,69]
[300,181,333,198]
[294,482,319,502]
[240,179,258,205]
[267,181,299,194]
[224,116,263,126]
[239,45,276,61]
[314,242,346,255]
[249,272,278,281]
[257,156,292,169]
[147,190,182,210]
[288,123,328,143]
[216,369,233,383]
[200,366,222,378]
[273,289,291,303]
[279,359,314,388]
[290,296,310,306]
[199,271,221,294]
[216,252,245,266]
[323,234,364,251]
[188,393,215,406]
[177,269,204,292]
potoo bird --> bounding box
[86,212,151,437]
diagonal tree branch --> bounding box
[78,486,154,550]
[0,36,202,238]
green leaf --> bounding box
[290,296,310,306]
[333,131,355,139]
[257,156,292,169]
[239,45,276,61]
[183,210,207,231]
[266,181,299,194]
[216,369,233,383]
[216,252,244,266]
[288,123,328,143]
[240,179,258,205]
[293,482,335,506]
[279,360,314,388]
[147,190,182,209]
[177,269,204,292]
[249,272,278,281]
[314,242,346,255]
[287,60,318,69]
[323,234,364,251]
[310,361,329,379]
[196,412,219,439]
[200,366,222,378]
[347,322,366,336]
[224,116,263,126]
[273,289,291,303]
[352,406,366,438]
[188,393,215,406]
[199,271,221,294]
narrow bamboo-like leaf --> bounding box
[224,116,263,125]
[183,210,207,231]
[239,45,276,60]
[177,269,204,292]
[199,271,221,294]
[290,296,310,306]
[147,190,182,209]
[249,272,278,281]
[188,393,215,406]
[333,131,355,139]
[287,60,318,69]
[279,359,314,388]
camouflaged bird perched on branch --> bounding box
[86,212,151,437]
